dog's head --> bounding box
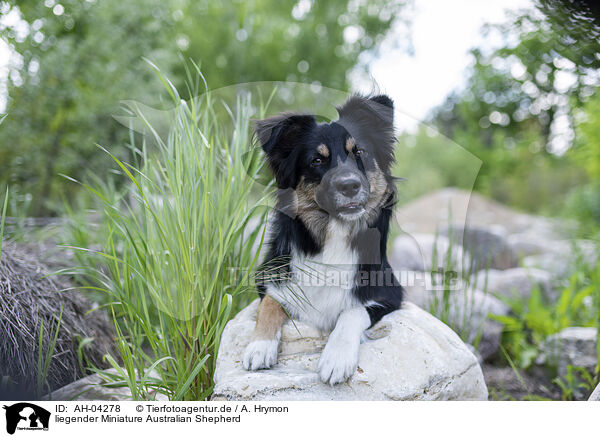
[255,94,396,227]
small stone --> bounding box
[537,327,598,377]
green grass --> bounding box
[426,217,491,350]
[65,66,273,400]
[553,365,596,401]
[0,187,7,256]
[36,308,63,398]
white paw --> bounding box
[317,336,359,385]
[243,339,279,371]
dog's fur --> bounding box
[243,94,404,385]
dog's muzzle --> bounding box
[315,158,369,218]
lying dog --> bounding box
[243,94,404,385]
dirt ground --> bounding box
[483,364,563,400]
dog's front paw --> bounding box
[243,339,279,371]
[317,337,359,385]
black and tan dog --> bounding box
[243,94,404,385]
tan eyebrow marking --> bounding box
[346,137,356,153]
[317,144,330,157]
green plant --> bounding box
[0,188,9,393]
[67,66,272,400]
[0,187,8,257]
[492,256,600,370]
[426,213,492,349]
[36,308,63,398]
[553,365,596,401]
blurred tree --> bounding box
[173,0,411,92]
[572,93,600,183]
[428,1,598,212]
[0,0,411,215]
[0,0,176,215]
[565,92,600,231]
[432,12,598,154]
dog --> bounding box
[242,94,404,385]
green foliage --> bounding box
[393,127,481,203]
[0,0,409,215]
[0,187,7,256]
[493,257,600,370]
[433,6,598,149]
[172,0,410,92]
[574,95,600,178]
[564,181,600,236]
[429,2,599,214]
[0,0,176,215]
[67,68,271,400]
[561,94,600,232]
[536,0,600,71]
[553,365,597,401]
[36,307,63,399]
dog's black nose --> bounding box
[335,175,361,197]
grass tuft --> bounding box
[0,187,8,257]
[67,68,272,400]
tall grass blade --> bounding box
[0,187,8,256]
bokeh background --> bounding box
[1,0,598,229]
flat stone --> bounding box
[45,371,168,401]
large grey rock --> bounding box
[388,233,469,273]
[474,268,554,301]
[212,299,488,400]
[442,225,518,271]
[537,327,598,377]
[394,188,553,235]
[590,384,600,401]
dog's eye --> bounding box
[355,148,366,156]
[311,157,324,166]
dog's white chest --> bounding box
[266,221,359,331]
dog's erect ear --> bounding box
[255,113,316,189]
[336,94,396,173]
